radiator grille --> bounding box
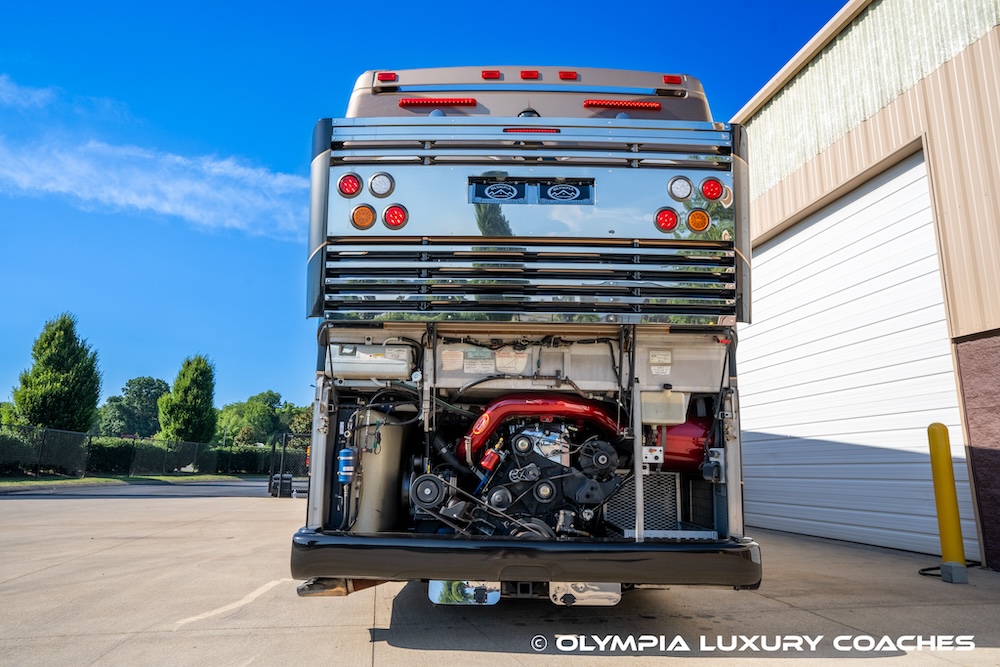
[605,473,680,533]
[323,238,736,323]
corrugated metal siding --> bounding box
[745,25,1000,338]
[745,0,1000,200]
[740,154,980,555]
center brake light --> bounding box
[583,99,662,111]
[503,128,560,133]
[399,98,478,107]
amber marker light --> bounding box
[351,204,376,230]
[687,209,711,232]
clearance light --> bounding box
[701,178,724,200]
[377,72,397,82]
[663,75,683,85]
[668,176,693,201]
[383,204,408,229]
[559,71,578,80]
[351,204,376,230]
[337,173,362,198]
[584,99,662,110]
[503,128,560,133]
[399,98,477,107]
[368,173,394,197]
[520,70,539,80]
[687,209,711,232]
[482,70,501,80]
[655,208,679,232]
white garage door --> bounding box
[739,152,980,557]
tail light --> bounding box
[584,99,661,111]
[399,97,477,107]
[655,208,679,232]
[337,173,362,198]
[663,75,683,85]
[701,178,723,200]
[558,71,578,80]
[383,204,408,229]
[520,70,539,80]
[482,70,501,80]
[503,128,560,133]
[687,209,711,232]
[376,72,397,82]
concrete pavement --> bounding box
[1,484,998,666]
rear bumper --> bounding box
[290,528,762,588]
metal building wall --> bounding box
[732,0,1000,567]
[735,7,1000,339]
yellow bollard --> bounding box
[927,423,967,583]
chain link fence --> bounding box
[0,424,308,480]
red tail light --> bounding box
[399,98,477,107]
[376,72,397,82]
[481,70,501,80]
[663,75,683,85]
[337,174,361,198]
[655,208,679,232]
[383,204,408,229]
[701,178,723,200]
[584,99,662,110]
[558,71,578,80]
[520,70,539,80]
[503,128,560,133]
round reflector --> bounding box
[337,173,362,198]
[687,209,711,232]
[701,178,723,200]
[383,204,408,229]
[351,204,376,230]
[668,176,693,201]
[655,208,679,232]
[369,173,394,197]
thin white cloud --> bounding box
[0,137,308,238]
[0,74,56,108]
[0,74,307,239]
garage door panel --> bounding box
[739,153,979,556]
[744,258,944,341]
[741,305,949,372]
[751,164,930,272]
[752,197,936,301]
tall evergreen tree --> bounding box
[13,313,101,431]
[157,356,216,443]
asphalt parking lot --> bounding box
[1,481,998,666]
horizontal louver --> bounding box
[324,239,736,321]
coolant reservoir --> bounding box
[640,391,687,425]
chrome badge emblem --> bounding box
[483,183,519,200]
[547,184,581,200]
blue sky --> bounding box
[0,0,846,409]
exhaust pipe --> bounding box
[296,577,386,597]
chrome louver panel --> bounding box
[323,239,737,324]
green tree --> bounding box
[13,313,101,431]
[215,391,305,445]
[157,356,217,443]
[121,376,170,437]
[473,203,513,236]
[99,376,170,437]
[98,396,130,436]
[0,401,26,426]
